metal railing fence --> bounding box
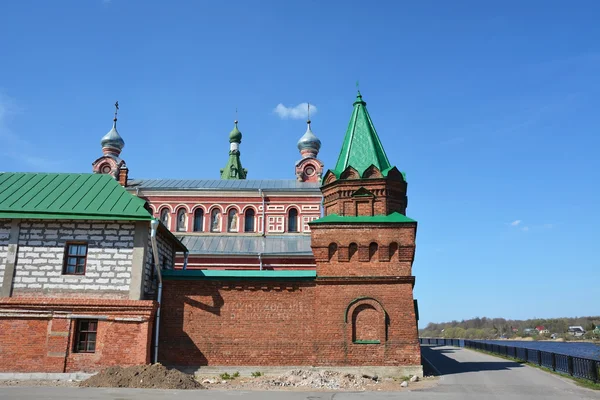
[419,338,599,383]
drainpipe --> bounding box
[183,251,189,270]
[259,188,267,237]
[258,252,263,271]
[150,219,163,364]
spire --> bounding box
[100,101,125,156]
[332,91,392,177]
[220,120,247,180]
[297,103,321,158]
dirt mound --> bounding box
[80,364,204,390]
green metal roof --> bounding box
[310,212,416,224]
[0,172,153,221]
[332,91,393,177]
[162,269,316,280]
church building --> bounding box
[0,91,421,376]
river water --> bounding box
[478,340,600,361]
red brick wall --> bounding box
[159,278,420,367]
[0,298,156,373]
[159,280,317,366]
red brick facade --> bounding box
[0,298,156,373]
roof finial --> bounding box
[113,101,119,122]
[356,80,360,94]
[307,103,311,124]
[235,107,238,125]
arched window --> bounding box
[288,208,298,232]
[328,243,338,261]
[349,242,358,261]
[210,209,220,232]
[389,242,398,261]
[193,209,204,232]
[369,242,378,261]
[244,209,255,232]
[160,208,169,227]
[176,209,186,232]
[227,209,238,232]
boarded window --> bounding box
[352,304,381,343]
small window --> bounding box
[63,242,88,275]
[348,243,358,261]
[369,242,378,261]
[160,208,170,227]
[288,208,298,232]
[75,319,97,353]
[328,243,338,261]
[193,209,204,232]
[389,242,398,261]
[228,209,238,232]
[244,209,255,232]
[176,209,186,232]
[210,209,221,232]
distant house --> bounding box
[511,327,519,333]
[568,326,586,337]
[535,326,550,335]
[523,328,535,334]
[594,326,600,335]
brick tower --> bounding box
[309,91,421,375]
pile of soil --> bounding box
[80,364,204,390]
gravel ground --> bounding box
[0,369,438,392]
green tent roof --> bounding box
[332,91,393,177]
[310,212,416,224]
[0,172,153,221]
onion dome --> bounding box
[101,118,125,152]
[229,120,242,143]
[297,120,321,158]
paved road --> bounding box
[421,345,600,399]
[0,346,599,399]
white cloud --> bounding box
[522,226,530,232]
[0,94,60,170]
[273,103,317,119]
[510,220,521,226]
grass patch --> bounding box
[251,371,263,378]
[219,372,240,380]
[467,347,600,390]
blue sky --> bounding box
[1,1,599,327]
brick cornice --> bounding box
[0,298,157,313]
[316,276,415,286]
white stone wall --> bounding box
[0,219,11,289]
[144,228,175,298]
[12,220,135,297]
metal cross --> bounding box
[114,101,119,120]
[307,103,311,121]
